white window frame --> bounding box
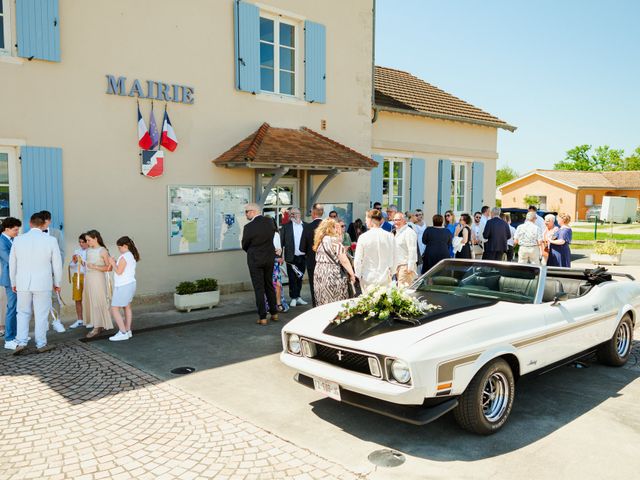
[383,157,407,211]
[258,11,301,98]
[0,0,12,56]
[450,161,471,215]
[0,145,20,221]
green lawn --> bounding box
[572,231,640,241]
[571,242,640,250]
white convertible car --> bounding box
[280,260,639,434]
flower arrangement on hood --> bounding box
[332,284,439,325]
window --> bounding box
[450,162,469,213]
[382,158,405,210]
[260,15,296,95]
[0,148,17,219]
[0,0,11,55]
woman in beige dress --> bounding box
[83,230,113,338]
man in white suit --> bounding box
[10,213,63,354]
[354,209,395,291]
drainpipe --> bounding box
[371,0,377,124]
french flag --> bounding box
[161,109,178,152]
[137,105,152,150]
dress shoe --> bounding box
[86,327,104,338]
[13,345,29,356]
[256,318,268,325]
[37,345,54,354]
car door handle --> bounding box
[593,305,600,312]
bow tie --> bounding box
[43,229,48,233]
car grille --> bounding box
[308,341,379,376]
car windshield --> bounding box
[413,260,540,304]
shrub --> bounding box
[175,281,197,295]
[195,278,219,292]
[593,240,624,255]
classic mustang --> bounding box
[280,259,639,434]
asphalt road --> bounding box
[94,310,640,480]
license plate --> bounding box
[313,378,341,401]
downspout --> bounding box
[371,0,378,124]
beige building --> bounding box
[499,169,640,220]
[0,1,513,298]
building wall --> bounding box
[0,0,373,295]
[576,189,640,220]
[372,111,499,217]
[500,176,577,216]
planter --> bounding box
[174,290,220,312]
[590,253,622,266]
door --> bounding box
[261,178,299,228]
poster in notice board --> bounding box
[168,186,213,254]
[212,186,252,251]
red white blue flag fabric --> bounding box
[161,109,178,152]
[137,105,152,150]
[149,103,160,149]
[141,149,164,178]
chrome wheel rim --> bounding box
[615,322,631,357]
[482,372,510,422]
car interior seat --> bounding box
[542,279,566,302]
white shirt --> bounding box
[412,222,427,256]
[69,247,88,275]
[354,227,395,287]
[292,221,304,256]
[507,225,516,247]
[114,251,136,287]
[394,224,418,273]
[471,222,484,245]
[479,215,489,236]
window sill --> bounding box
[0,55,25,65]
[255,92,307,106]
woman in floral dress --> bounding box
[313,219,356,306]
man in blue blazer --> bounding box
[482,207,511,261]
[1,217,21,350]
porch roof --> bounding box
[212,123,377,171]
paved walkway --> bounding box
[0,342,359,480]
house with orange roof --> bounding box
[499,169,640,220]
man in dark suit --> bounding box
[1,217,21,350]
[482,207,511,260]
[279,207,307,307]
[299,203,324,307]
[241,203,278,325]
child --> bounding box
[68,233,89,328]
[108,236,140,342]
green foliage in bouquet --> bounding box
[333,285,439,325]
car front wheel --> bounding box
[597,314,634,367]
[453,358,515,435]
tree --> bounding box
[496,166,518,186]
[523,195,540,208]
[554,144,593,170]
[554,144,634,171]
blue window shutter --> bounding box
[234,1,260,93]
[16,0,61,62]
[370,155,384,206]
[437,159,452,214]
[304,20,326,103]
[410,158,425,211]
[472,161,485,213]
[21,147,64,234]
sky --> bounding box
[375,0,640,174]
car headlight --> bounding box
[390,359,411,384]
[288,334,301,355]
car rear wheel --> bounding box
[597,314,634,367]
[453,358,515,435]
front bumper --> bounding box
[295,373,458,426]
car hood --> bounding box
[284,293,512,355]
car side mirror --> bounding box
[551,292,568,306]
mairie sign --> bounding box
[106,74,195,105]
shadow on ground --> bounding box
[306,350,640,461]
